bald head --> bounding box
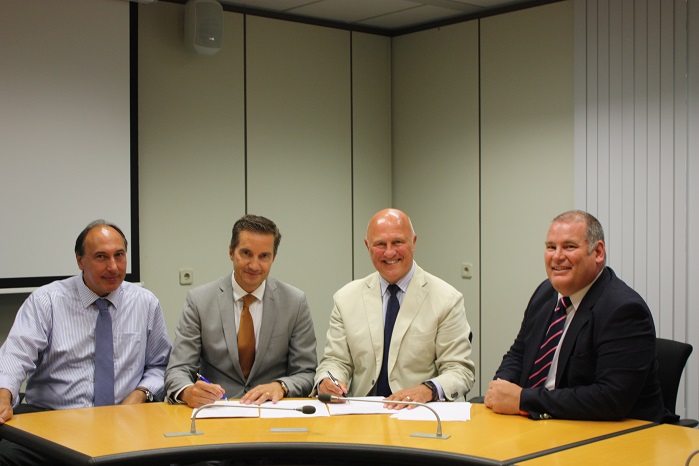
[364,209,417,283]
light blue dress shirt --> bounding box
[0,274,171,408]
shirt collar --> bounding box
[559,268,605,311]
[76,273,122,309]
[231,273,266,302]
[379,261,416,296]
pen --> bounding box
[196,372,228,400]
[326,370,346,397]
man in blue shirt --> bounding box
[0,220,171,465]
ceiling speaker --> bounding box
[184,0,223,56]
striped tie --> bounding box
[526,296,572,389]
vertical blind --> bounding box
[574,0,698,419]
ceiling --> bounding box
[215,0,554,35]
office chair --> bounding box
[655,337,698,428]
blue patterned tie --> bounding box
[526,296,572,389]
[94,298,115,406]
[376,284,401,396]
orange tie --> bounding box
[238,294,256,379]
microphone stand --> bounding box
[318,394,450,440]
[164,401,316,437]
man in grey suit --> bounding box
[314,208,475,407]
[165,215,317,407]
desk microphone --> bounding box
[164,402,316,437]
[317,393,450,439]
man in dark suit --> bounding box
[165,215,316,407]
[485,210,671,422]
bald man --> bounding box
[314,209,475,408]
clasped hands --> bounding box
[317,377,432,410]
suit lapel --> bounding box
[522,292,559,381]
[555,268,610,385]
[218,277,244,379]
[363,274,384,378]
[252,279,278,379]
[389,267,427,364]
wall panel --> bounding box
[480,2,575,394]
[138,3,246,333]
[351,32,393,280]
[392,21,481,392]
[245,17,353,357]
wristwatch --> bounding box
[136,386,154,403]
[276,380,289,397]
[422,381,438,402]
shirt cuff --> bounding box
[428,378,446,401]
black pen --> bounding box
[196,372,228,400]
[326,370,347,397]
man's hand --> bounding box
[484,378,523,415]
[240,382,285,405]
[317,377,347,398]
[383,383,433,410]
[180,380,226,408]
[0,388,13,424]
[121,389,148,405]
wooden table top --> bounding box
[0,401,654,465]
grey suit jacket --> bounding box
[165,275,317,400]
[314,264,475,400]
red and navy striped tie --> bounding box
[526,296,572,389]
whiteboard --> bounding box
[0,0,135,287]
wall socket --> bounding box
[179,268,194,285]
[461,262,473,279]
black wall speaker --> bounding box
[184,0,223,56]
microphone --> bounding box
[164,402,316,437]
[317,393,450,439]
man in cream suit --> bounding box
[315,209,475,406]
[165,215,316,407]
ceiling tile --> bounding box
[358,4,471,29]
[289,0,423,24]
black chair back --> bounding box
[655,337,692,414]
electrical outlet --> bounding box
[179,268,194,285]
[461,262,473,279]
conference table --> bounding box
[519,422,699,465]
[0,400,693,465]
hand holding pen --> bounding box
[196,373,228,400]
[323,370,347,398]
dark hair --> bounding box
[230,214,281,256]
[553,210,605,253]
[75,220,128,256]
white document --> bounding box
[193,400,331,419]
[194,401,260,419]
[325,396,396,415]
[258,399,330,418]
[390,402,471,421]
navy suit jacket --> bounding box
[495,267,672,422]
